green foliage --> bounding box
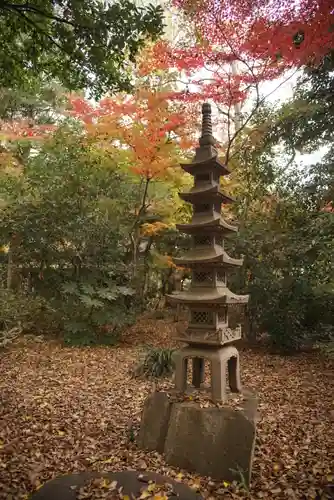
[0,288,51,335]
[233,194,334,352]
[315,332,334,359]
[0,0,164,97]
[228,54,334,353]
[133,346,175,378]
[60,278,136,346]
[0,79,67,122]
[0,126,143,344]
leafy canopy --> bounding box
[0,0,164,97]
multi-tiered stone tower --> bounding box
[167,102,249,402]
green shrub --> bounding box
[57,278,138,346]
[253,280,334,353]
[132,346,176,378]
[0,289,52,346]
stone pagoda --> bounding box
[138,104,257,485]
[166,102,249,402]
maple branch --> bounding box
[226,68,299,163]
[1,3,81,29]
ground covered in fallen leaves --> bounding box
[0,317,333,499]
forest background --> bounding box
[0,0,333,354]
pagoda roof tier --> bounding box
[179,184,234,205]
[176,214,238,233]
[174,245,243,266]
[166,287,249,305]
[180,155,230,177]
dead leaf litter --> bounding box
[0,318,333,499]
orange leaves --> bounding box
[141,222,171,237]
[158,254,177,269]
[68,89,194,181]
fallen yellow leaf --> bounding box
[110,480,118,489]
[190,482,201,490]
[139,491,151,499]
[223,481,230,487]
[101,478,110,488]
[57,431,65,436]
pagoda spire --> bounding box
[199,102,215,147]
[190,102,221,165]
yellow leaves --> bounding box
[222,480,230,487]
[101,478,110,488]
[57,430,65,436]
[136,478,181,500]
[141,222,170,236]
[154,254,185,271]
[139,482,169,499]
[139,490,151,499]
[0,151,23,175]
[190,480,201,490]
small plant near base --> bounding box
[131,346,176,379]
[229,466,250,495]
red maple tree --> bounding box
[139,0,334,161]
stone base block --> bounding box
[138,391,257,485]
[137,391,172,453]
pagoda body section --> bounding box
[167,103,249,402]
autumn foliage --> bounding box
[140,0,334,107]
[68,89,197,179]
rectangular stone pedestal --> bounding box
[138,391,258,485]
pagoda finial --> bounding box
[199,102,215,146]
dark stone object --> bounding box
[30,470,203,500]
[139,391,258,486]
[165,403,256,485]
[137,391,172,453]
